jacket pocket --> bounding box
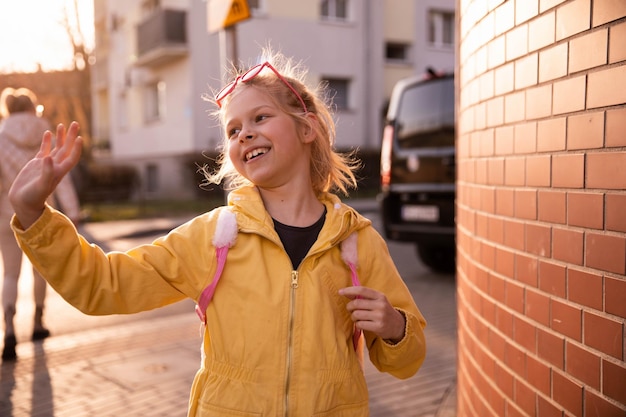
[198,402,262,417]
[312,401,369,417]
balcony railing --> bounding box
[136,9,187,68]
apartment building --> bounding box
[90,0,455,199]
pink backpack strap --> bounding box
[341,232,362,351]
[195,209,238,324]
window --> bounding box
[323,78,350,110]
[321,0,348,21]
[144,81,166,122]
[141,0,161,17]
[428,10,455,47]
[385,42,411,63]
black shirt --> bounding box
[273,207,327,269]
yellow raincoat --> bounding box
[12,186,426,416]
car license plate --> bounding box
[401,205,439,222]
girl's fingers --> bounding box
[37,131,53,157]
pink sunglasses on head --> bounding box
[215,61,308,113]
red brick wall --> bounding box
[456,1,626,416]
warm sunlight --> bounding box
[0,0,94,73]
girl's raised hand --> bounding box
[9,122,83,229]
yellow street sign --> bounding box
[207,0,251,33]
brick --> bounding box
[487,97,504,127]
[505,157,526,186]
[497,305,514,339]
[495,0,515,35]
[567,268,603,310]
[515,253,538,287]
[505,91,526,123]
[569,29,608,73]
[488,158,505,185]
[553,227,584,265]
[539,42,568,82]
[505,219,525,252]
[539,260,566,297]
[514,378,537,416]
[506,24,529,61]
[495,125,515,155]
[606,108,626,147]
[526,155,551,187]
[527,223,551,257]
[602,359,626,405]
[480,71,495,101]
[552,153,584,188]
[526,288,551,326]
[515,53,539,89]
[482,241,496,270]
[605,276,626,318]
[513,315,536,352]
[538,190,566,224]
[490,327,507,362]
[474,102,487,130]
[552,370,584,417]
[587,152,626,189]
[495,362,514,398]
[538,328,564,368]
[505,340,526,376]
[552,75,586,115]
[516,0,539,24]
[566,341,601,388]
[551,298,582,341]
[477,159,489,185]
[529,11,556,51]
[514,122,537,154]
[494,62,514,95]
[505,279,524,313]
[489,216,504,244]
[567,111,605,150]
[541,0,567,13]
[584,390,626,417]
[537,117,566,152]
[586,232,626,274]
[515,189,537,220]
[488,36,507,69]
[609,22,626,64]
[526,354,551,395]
[584,311,624,359]
[525,84,552,120]
[567,192,604,229]
[484,187,497,212]
[592,0,626,26]
[588,65,626,108]
[537,395,563,417]
[497,188,515,216]
[556,0,591,41]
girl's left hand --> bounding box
[339,286,406,343]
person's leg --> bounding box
[1,209,22,360]
[32,268,50,340]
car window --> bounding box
[395,77,455,149]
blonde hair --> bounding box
[0,87,38,119]
[200,49,360,196]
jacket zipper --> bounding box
[284,270,299,416]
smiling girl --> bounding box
[8,50,426,416]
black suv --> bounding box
[379,72,456,273]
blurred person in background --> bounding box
[0,87,81,361]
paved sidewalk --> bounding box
[1,201,457,416]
